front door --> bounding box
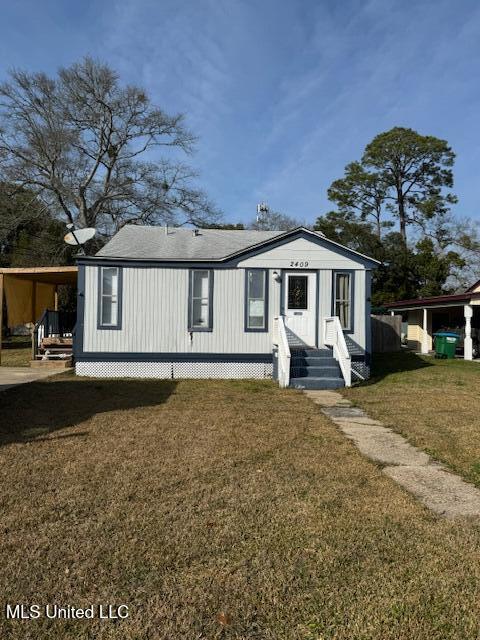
[284,272,317,346]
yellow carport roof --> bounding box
[0,266,78,285]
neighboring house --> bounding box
[74,226,379,388]
[388,279,480,359]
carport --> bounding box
[388,281,480,360]
[0,266,78,364]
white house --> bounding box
[74,226,379,388]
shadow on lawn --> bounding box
[0,375,177,447]
[363,350,433,386]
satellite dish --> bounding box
[64,227,96,246]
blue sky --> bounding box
[1,0,479,225]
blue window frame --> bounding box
[244,269,268,332]
[97,266,123,330]
[188,270,214,331]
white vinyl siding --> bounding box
[83,267,278,354]
[81,235,370,355]
[238,237,366,269]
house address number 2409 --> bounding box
[289,261,309,267]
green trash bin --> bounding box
[433,332,460,359]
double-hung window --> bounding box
[334,272,353,331]
[189,270,213,331]
[245,269,268,331]
[98,266,122,329]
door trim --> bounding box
[281,269,318,347]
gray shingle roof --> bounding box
[93,224,380,266]
[97,226,289,260]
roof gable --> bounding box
[235,228,380,268]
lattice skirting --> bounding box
[351,361,370,381]
[76,361,273,380]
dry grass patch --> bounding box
[1,373,480,639]
[343,352,480,486]
[1,337,31,367]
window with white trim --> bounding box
[245,269,267,330]
[189,270,212,330]
[99,266,121,328]
[334,272,352,330]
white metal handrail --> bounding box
[273,316,291,388]
[324,316,351,387]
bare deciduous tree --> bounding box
[0,57,221,241]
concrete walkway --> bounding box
[305,389,480,518]
[0,367,61,392]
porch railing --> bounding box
[32,309,76,360]
[273,315,291,388]
[324,316,352,387]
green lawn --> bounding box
[1,336,31,367]
[2,373,480,639]
[343,351,480,486]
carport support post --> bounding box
[31,281,37,323]
[464,304,473,360]
[421,307,429,354]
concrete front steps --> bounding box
[289,348,345,390]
